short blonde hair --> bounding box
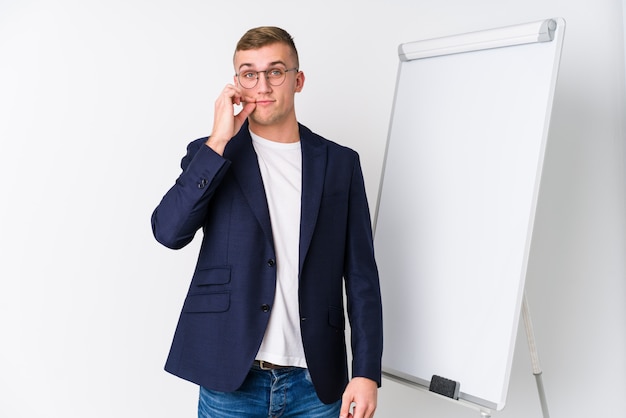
[235,26,299,68]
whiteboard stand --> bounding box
[522,293,550,418]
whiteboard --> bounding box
[374,18,565,411]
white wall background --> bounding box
[0,1,624,417]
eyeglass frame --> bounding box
[235,67,299,89]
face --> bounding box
[233,43,304,129]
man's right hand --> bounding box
[206,84,256,155]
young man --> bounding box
[152,26,383,418]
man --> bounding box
[152,26,383,418]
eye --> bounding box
[241,71,256,79]
[267,68,284,78]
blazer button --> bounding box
[267,259,275,267]
[198,178,208,189]
[261,304,271,313]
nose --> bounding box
[256,71,273,93]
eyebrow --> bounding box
[238,60,289,71]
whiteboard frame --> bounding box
[374,18,565,411]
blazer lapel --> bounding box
[299,124,327,275]
[224,124,274,247]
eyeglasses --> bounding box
[236,67,299,89]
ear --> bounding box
[294,71,305,93]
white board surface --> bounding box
[374,18,565,411]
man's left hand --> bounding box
[339,377,378,418]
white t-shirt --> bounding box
[251,130,307,368]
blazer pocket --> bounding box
[182,292,230,313]
[328,306,346,330]
[191,266,231,288]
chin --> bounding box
[250,113,280,127]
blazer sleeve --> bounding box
[151,138,231,250]
[343,154,384,386]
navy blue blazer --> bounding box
[152,121,383,404]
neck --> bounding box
[248,119,300,143]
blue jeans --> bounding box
[198,365,342,417]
